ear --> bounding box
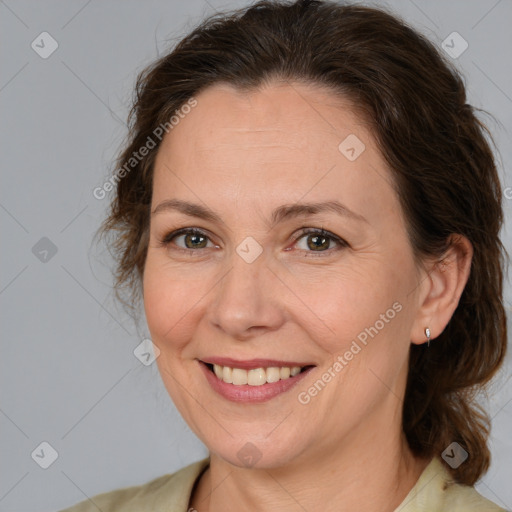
[410,234,473,345]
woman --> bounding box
[60,0,508,510]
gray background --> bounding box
[1,0,511,510]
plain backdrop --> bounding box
[1,0,511,510]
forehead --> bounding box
[151,81,398,220]
[167,81,368,151]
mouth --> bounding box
[198,358,316,403]
[204,362,314,386]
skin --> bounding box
[143,81,473,512]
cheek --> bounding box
[297,273,415,398]
[143,259,208,352]
[286,262,402,354]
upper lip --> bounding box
[200,357,315,370]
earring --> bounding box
[425,327,431,347]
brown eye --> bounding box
[306,233,331,251]
[162,229,215,250]
[293,228,347,254]
[183,232,208,249]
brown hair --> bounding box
[97,0,508,485]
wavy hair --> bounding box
[97,0,508,485]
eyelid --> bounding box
[159,227,218,249]
[158,226,348,253]
[162,227,195,243]
[291,227,348,251]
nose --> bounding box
[207,251,286,341]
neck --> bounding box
[190,418,430,512]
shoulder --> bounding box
[442,477,508,512]
[396,457,508,512]
[57,458,209,512]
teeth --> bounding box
[266,367,280,383]
[214,364,223,379]
[211,364,305,386]
[222,366,233,384]
[232,368,248,385]
[290,366,301,376]
[248,368,266,386]
[280,367,291,379]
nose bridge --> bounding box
[208,248,284,338]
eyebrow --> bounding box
[151,198,368,226]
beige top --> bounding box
[59,456,507,511]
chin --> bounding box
[200,428,310,470]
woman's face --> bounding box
[143,81,427,469]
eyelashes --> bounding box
[160,228,216,250]
[157,227,349,256]
[292,228,348,253]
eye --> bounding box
[293,228,347,253]
[158,227,346,255]
[161,228,216,250]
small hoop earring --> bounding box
[425,327,431,347]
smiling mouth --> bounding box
[204,362,314,386]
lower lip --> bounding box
[199,361,314,403]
